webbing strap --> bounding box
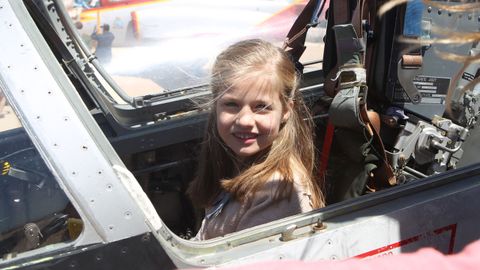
[283,0,327,63]
[325,0,365,97]
[319,121,335,178]
[283,0,397,190]
[326,7,397,189]
[333,0,353,25]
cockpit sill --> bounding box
[2,162,480,268]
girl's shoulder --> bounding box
[269,160,310,188]
[265,169,313,210]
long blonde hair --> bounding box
[188,39,325,209]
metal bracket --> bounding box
[397,59,422,104]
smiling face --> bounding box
[215,78,290,160]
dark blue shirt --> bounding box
[91,31,115,63]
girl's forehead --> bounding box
[220,83,281,102]
[220,74,284,101]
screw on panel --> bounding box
[95,254,103,262]
[69,260,77,268]
[82,145,88,150]
[313,220,327,231]
[427,7,432,13]
[141,234,151,242]
[124,211,132,219]
[106,184,113,191]
[108,225,115,231]
[412,94,421,103]
[437,9,442,15]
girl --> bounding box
[188,39,325,240]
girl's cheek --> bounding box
[263,115,277,135]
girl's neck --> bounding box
[233,148,270,174]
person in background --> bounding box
[188,39,325,240]
[91,23,115,64]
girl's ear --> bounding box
[282,99,293,123]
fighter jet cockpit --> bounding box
[0,0,327,260]
[1,0,480,269]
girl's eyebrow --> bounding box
[218,94,238,101]
[219,91,275,103]
[254,97,275,105]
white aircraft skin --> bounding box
[0,1,479,269]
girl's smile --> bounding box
[216,80,289,159]
[233,132,258,143]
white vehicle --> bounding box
[0,0,479,269]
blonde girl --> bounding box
[188,39,325,240]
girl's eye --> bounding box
[224,101,238,108]
[255,104,272,112]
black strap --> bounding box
[283,0,328,66]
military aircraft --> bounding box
[0,0,479,269]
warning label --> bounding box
[354,224,457,259]
[394,76,450,104]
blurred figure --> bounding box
[91,24,115,64]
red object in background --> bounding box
[99,0,159,9]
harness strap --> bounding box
[283,0,397,192]
[283,0,328,65]
[328,22,397,190]
[319,121,335,178]
[324,1,363,97]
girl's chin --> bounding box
[233,148,261,159]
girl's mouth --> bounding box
[233,133,258,142]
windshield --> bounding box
[65,0,325,96]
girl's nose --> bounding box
[235,108,255,127]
